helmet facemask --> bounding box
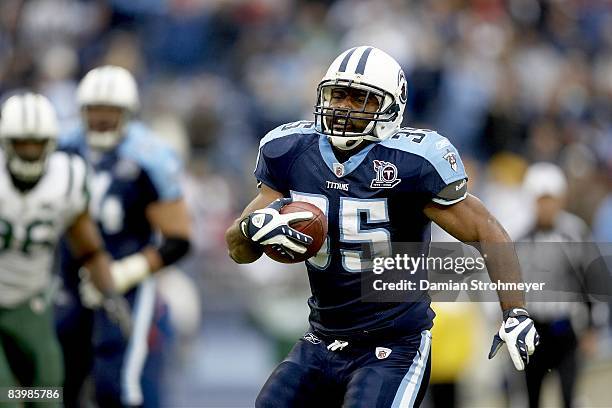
[82,105,129,151]
[314,79,400,150]
[2,138,56,183]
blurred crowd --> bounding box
[2,0,611,240]
[1,0,611,405]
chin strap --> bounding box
[8,156,45,181]
[83,109,129,151]
[87,130,122,151]
[3,140,55,184]
[327,135,365,151]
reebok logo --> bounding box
[435,139,450,150]
[303,332,321,344]
[455,179,467,191]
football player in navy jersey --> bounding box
[226,46,539,407]
[57,66,191,407]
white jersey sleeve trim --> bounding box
[431,191,468,206]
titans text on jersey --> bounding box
[254,120,468,337]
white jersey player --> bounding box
[0,93,122,393]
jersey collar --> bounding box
[318,134,376,178]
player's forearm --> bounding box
[476,219,525,311]
[226,220,263,264]
[140,235,191,272]
[105,236,191,294]
[84,252,116,294]
[425,196,526,311]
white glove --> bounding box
[78,269,133,339]
[79,253,150,307]
[78,268,104,308]
[240,198,314,254]
[109,253,150,293]
[488,307,540,371]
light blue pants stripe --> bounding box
[391,330,432,408]
[120,278,156,406]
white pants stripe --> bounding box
[391,330,432,408]
[121,278,156,406]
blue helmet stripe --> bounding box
[355,47,373,74]
[338,47,358,72]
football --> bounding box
[263,201,328,264]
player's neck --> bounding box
[331,141,373,163]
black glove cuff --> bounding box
[239,215,264,250]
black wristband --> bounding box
[158,236,191,266]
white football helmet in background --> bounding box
[523,162,568,199]
[0,93,59,182]
[314,46,408,150]
[77,65,139,150]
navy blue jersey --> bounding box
[59,122,182,259]
[254,121,468,336]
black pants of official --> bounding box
[525,319,578,408]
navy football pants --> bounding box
[57,279,166,407]
[256,329,431,408]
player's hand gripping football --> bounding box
[78,269,133,338]
[488,307,540,371]
[240,198,314,258]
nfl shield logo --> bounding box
[375,347,392,359]
[333,163,345,177]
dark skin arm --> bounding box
[225,184,283,263]
[141,198,191,271]
[424,194,525,311]
[65,211,115,293]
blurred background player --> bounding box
[56,65,191,407]
[515,162,608,408]
[0,93,119,406]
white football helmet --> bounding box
[76,65,139,150]
[0,93,59,182]
[523,162,568,198]
[314,46,408,150]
